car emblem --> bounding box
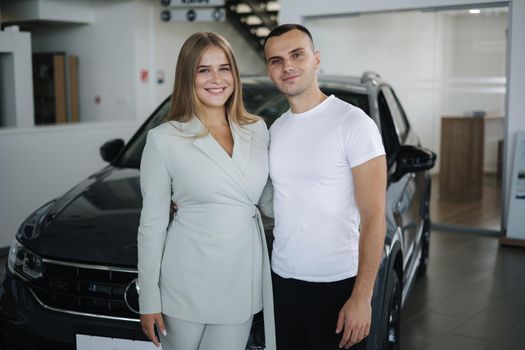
[124,278,140,314]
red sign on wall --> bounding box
[140,69,149,83]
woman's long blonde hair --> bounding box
[166,32,258,130]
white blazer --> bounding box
[137,117,275,349]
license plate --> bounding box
[76,334,162,350]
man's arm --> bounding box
[336,155,387,348]
[258,177,274,218]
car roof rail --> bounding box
[361,71,381,84]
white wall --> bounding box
[1,0,94,24]
[31,0,139,123]
[280,0,509,23]
[442,13,507,173]
[1,0,93,23]
[305,10,506,174]
[505,0,525,235]
[305,11,445,167]
[441,13,507,117]
[35,0,94,23]
[0,0,266,248]
[280,0,525,232]
[0,28,34,127]
[448,15,507,77]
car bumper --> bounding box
[0,270,148,349]
[0,270,266,349]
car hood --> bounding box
[20,166,142,268]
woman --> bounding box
[137,32,275,350]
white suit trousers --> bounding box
[159,314,253,350]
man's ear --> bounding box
[314,50,321,70]
[263,51,270,77]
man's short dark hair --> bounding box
[263,24,314,49]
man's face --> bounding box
[264,29,320,98]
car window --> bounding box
[116,82,370,168]
[243,85,289,126]
[117,99,171,168]
[381,87,409,141]
[322,89,370,116]
[243,85,370,124]
[378,90,400,159]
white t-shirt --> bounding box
[269,95,385,282]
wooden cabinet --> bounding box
[32,53,78,125]
[440,117,485,200]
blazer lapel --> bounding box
[190,118,254,202]
[231,122,252,175]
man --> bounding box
[264,24,387,349]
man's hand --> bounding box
[140,313,167,347]
[335,295,371,348]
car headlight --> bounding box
[18,199,56,240]
[7,238,43,280]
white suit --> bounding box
[137,117,275,350]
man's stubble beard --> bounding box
[279,82,307,98]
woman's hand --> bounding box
[140,313,167,347]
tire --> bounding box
[383,271,401,350]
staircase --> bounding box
[226,0,279,57]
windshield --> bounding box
[116,82,369,168]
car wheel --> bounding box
[384,271,401,350]
[418,218,431,275]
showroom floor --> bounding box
[401,230,525,350]
[430,174,502,232]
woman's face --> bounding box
[194,46,234,114]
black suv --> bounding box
[0,73,436,350]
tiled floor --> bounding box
[430,174,502,232]
[1,230,524,349]
[401,230,525,350]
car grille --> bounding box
[30,260,139,320]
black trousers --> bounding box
[272,272,368,350]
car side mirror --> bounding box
[100,139,124,163]
[393,145,436,182]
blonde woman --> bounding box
[137,32,275,350]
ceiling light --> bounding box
[256,27,271,37]
[235,3,252,14]
[266,1,280,12]
[469,9,481,14]
[246,15,263,25]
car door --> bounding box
[378,86,421,289]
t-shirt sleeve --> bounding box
[341,108,386,168]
